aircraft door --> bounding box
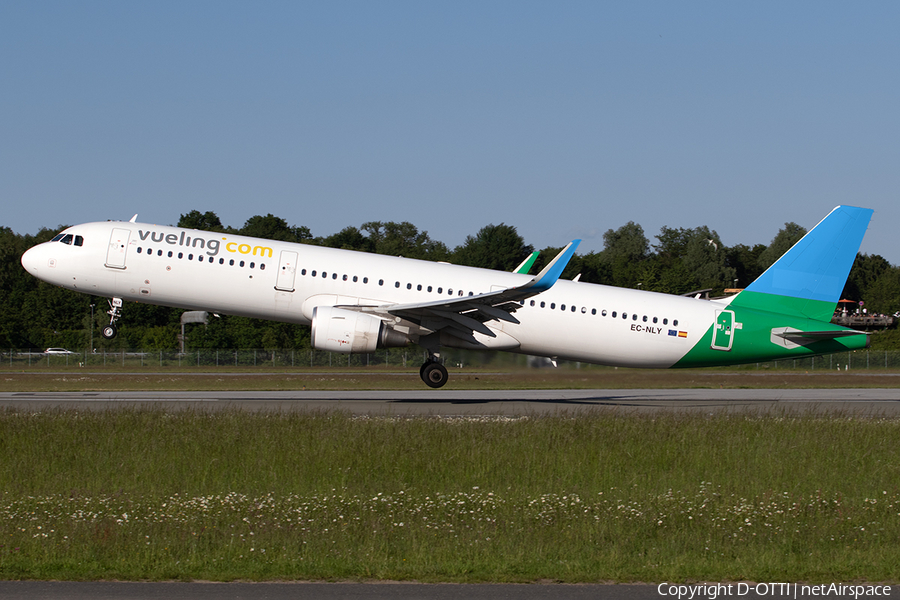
[711,309,735,351]
[275,250,298,292]
[105,228,130,269]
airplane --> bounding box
[20,206,873,388]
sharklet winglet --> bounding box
[525,240,580,293]
[513,251,540,274]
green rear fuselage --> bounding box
[674,291,868,368]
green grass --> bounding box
[1,408,899,582]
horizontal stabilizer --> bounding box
[771,326,868,349]
[778,330,866,340]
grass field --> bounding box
[1,408,899,582]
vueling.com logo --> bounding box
[138,229,273,259]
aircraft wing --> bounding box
[347,240,580,341]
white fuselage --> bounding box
[21,221,722,367]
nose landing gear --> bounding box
[100,297,123,340]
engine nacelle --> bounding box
[311,306,408,353]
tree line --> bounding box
[2,210,898,352]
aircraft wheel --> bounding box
[421,362,448,389]
[101,324,117,339]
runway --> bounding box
[2,388,899,415]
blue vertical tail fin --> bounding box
[739,205,873,322]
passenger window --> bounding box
[427,286,432,292]
[179,253,183,259]
[653,317,658,323]
[601,310,606,316]
[437,287,442,294]
[673,320,679,326]
[561,304,566,311]
[250,262,255,268]
[407,283,412,290]
[188,254,193,260]
[612,311,617,318]
[550,303,556,309]
[632,314,637,321]
[352,276,357,282]
[459,290,463,296]
[379,279,384,286]
[219,258,224,264]
[448,289,453,295]
[417,284,422,291]
[311,270,316,276]
[343,274,348,281]
[363,277,368,284]
[395,282,400,288]
[260,264,265,270]
[74,236,84,246]
[137,247,143,254]
[240,261,245,267]
[591,308,596,315]
[169,251,174,258]
[573,306,578,312]
[642,315,647,322]
[322,272,327,278]
[540,301,545,308]
[663,318,668,325]
[622,313,627,319]
[331,273,336,279]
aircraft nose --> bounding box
[21,245,45,277]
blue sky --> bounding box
[2,2,898,262]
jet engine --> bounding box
[311,306,408,353]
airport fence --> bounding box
[4,348,426,369]
[4,349,900,371]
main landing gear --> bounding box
[419,354,448,389]
[101,297,123,340]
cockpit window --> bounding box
[52,233,84,247]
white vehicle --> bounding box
[43,348,77,355]
[21,207,872,388]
